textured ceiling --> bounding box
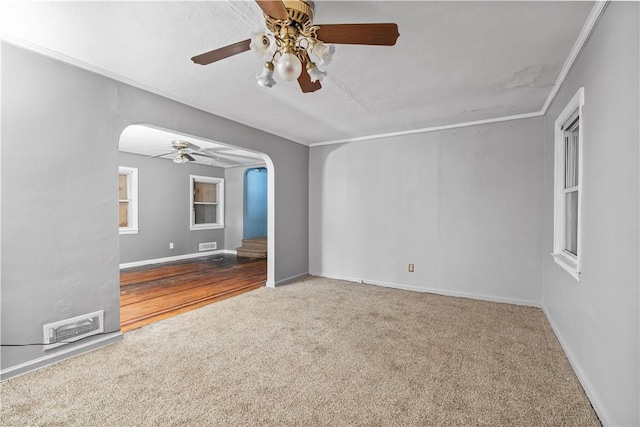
[1,1,594,146]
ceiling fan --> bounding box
[152,140,255,166]
[152,140,217,164]
[191,0,400,93]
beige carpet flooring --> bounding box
[1,276,600,426]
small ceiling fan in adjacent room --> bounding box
[151,140,260,167]
[191,0,400,93]
[151,140,203,164]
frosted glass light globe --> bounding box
[256,62,276,88]
[307,62,326,83]
[276,52,302,81]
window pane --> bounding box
[194,182,216,203]
[119,174,128,199]
[195,204,217,224]
[564,191,578,256]
[119,202,129,227]
[572,127,579,186]
[564,124,579,189]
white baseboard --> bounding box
[0,332,123,382]
[308,272,541,308]
[266,272,309,288]
[368,279,542,308]
[542,307,610,426]
[119,249,236,269]
[309,271,364,286]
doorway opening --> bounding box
[243,167,268,240]
[236,167,268,259]
[117,124,274,331]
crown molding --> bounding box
[540,0,608,114]
[309,111,544,147]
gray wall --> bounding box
[310,117,544,305]
[541,3,639,426]
[118,151,225,264]
[1,43,309,372]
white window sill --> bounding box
[190,224,224,231]
[119,228,139,235]
[551,252,581,281]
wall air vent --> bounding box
[43,310,104,350]
[199,242,217,251]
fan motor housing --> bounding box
[172,140,190,150]
[266,0,314,34]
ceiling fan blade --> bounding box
[193,151,260,165]
[150,151,176,159]
[192,152,239,166]
[183,153,197,162]
[298,62,322,93]
[255,0,288,21]
[316,23,400,46]
[191,39,251,65]
[191,152,217,159]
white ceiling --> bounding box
[1,1,595,147]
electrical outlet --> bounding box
[169,242,174,249]
[408,264,414,272]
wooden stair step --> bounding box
[237,248,267,259]
[237,238,267,259]
[240,238,267,251]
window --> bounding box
[190,175,224,230]
[119,166,139,234]
[552,87,584,280]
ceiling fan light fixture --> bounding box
[311,40,335,65]
[257,61,277,88]
[190,0,400,94]
[173,154,188,164]
[276,51,303,81]
[306,62,326,83]
[249,31,273,58]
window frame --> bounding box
[118,166,139,235]
[552,87,584,280]
[190,175,224,230]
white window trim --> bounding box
[119,166,139,235]
[190,175,224,230]
[552,87,584,281]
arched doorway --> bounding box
[117,124,275,331]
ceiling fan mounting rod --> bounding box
[279,25,299,42]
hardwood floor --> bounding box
[120,254,267,332]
